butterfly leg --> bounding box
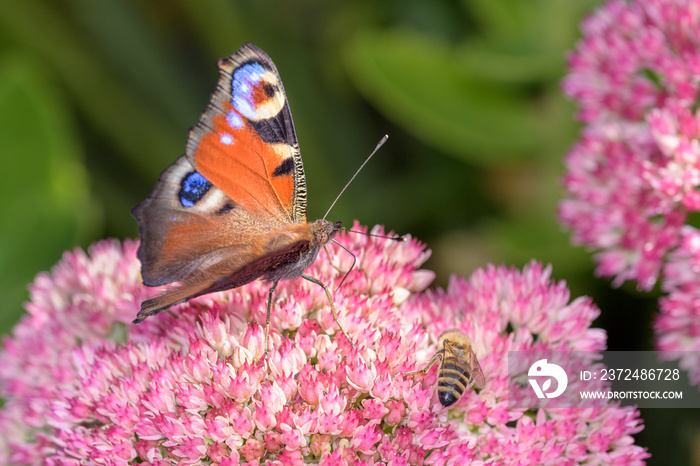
[323,245,341,272]
[324,242,357,293]
[301,273,355,350]
[265,280,279,354]
[404,350,445,376]
[323,243,355,275]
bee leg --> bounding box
[265,280,279,355]
[404,351,444,376]
[302,273,355,350]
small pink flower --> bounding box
[297,365,324,406]
[258,382,286,413]
[319,386,347,418]
[384,399,406,426]
[346,354,377,392]
[272,448,304,466]
[240,438,264,462]
[264,431,283,453]
[361,398,389,422]
[252,404,276,432]
[239,324,266,362]
[229,363,259,402]
[352,422,383,454]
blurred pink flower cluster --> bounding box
[0,225,647,464]
[561,0,700,381]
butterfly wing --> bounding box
[133,43,314,320]
[133,155,283,286]
[132,155,317,321]
[186,42,308,223]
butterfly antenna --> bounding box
[345,228,406,242]
[331,239,357,292]
[323,135,388,220]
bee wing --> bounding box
[465,346,486,389]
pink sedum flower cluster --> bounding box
[0,224,647,464]
[561,0,700,381]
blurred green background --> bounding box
[0,0,697,464]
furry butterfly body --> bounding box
[133,43,350,347]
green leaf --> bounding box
[0,53,97,332]
[466,0,600,47]
[455,41,564,84]
[0,0,183,176]
[344,29,539,165]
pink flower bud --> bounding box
[240,324,266,362]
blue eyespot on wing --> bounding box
[231,63,273,120]
[179,171,212,207]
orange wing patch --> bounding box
[193,106,295,221]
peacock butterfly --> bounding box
[132,43,353,350]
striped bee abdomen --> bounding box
[437,356,471,407]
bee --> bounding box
[405,329,485,407]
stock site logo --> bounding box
[528,359,568,399]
